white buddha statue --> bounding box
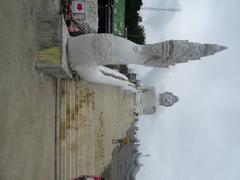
[67,34,227,91]
[141,86,179,115]
[159,92,179,107]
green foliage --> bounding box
[113,0,125,36]
[125,0,146,44]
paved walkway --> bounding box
[58,80,134,180]
[0,1,135,180]
[0,0,59,179]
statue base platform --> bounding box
[36,15,72,79]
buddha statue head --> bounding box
[159,92,179,107]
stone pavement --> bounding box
[0,0,59,179]
[0,1,135,180]
[58,80,134,180]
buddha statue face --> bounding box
[159,92,179,107]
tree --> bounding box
[125,0,146,44]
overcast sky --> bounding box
[136,0,240,180]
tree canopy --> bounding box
[125,0,146,44]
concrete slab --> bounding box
[36,16,73,79]
[0,0,58,179]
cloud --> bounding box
[140,0,181,43]
[142,68,170,89]
[137,0,240,180]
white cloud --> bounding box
[137,0,240,180]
